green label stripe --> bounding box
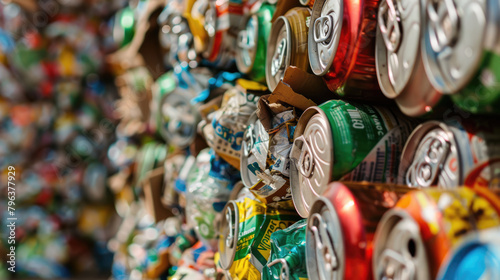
[319,100,391,179]
[234,214,263,261]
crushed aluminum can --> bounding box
[236,2,275,83]
[375,0,443,117]
[308,0,383,100]
[262,219,308,280]
[241,112,270,188]
[421,0,500,115]
[266,7,311,92]
[249,203,301,272]
[218,188,266,279]
[290,100,416,217]
[249,109,298,205]
[399,120,500,188]
[204,79,260,169]
[306,182,410,280]
[372,187,500,280]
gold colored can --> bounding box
[266,7,311,92]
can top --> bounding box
[266,15,292,92]
[218,201,239,270]
[372,209,431,280]
[437,228,500,280]
[375,0,421,98]
[421,0,487,93]
[236,14,259,74]
[399,121,459,188]
[307,0,343,76]
[290,108,332,218]
[306,197,345,280]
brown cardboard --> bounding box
[142,167,174,223]
[281,66,336,104]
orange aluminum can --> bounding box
[372,187,500,280]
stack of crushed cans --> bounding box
[105,0,500,279]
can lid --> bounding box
[218,201,239,270]
[375,0,421,98]
[266,15,292,92]
[307,0,343,76]
[421,0,486,93]
[372,209,431,280]
[290,107,333,218]
[437,228,500,280]
[236,14,259,74]
[306,197,344,280]
[399,121,459,187]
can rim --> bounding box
[218,201,239,270]
[398,121,457,186]
[306,196,345,280]
[307,0,343,76]
[265,15,292,92]
[290,106,333,218]
[236,14,259,74]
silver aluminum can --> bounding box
[421,0,500,94]
[372,208,431,280]
[375,0,442,116]
[240,112,270,188]
[399,120,500,188]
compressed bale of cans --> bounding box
[101,0,500,280]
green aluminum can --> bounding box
[290,100,416,217]
[236,3,275,83]
[262,219,308,280]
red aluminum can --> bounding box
[305,182,410,280]
[308,0,383,100]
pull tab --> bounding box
[380,249,416,280]
[378,0,401,52]
[313,15,335,44]
[406,134,450,187]
[237,29,255,50]
[310,213,339,272]
[267,258,290,280]
[427,0,459,53]
[271,38,287,76]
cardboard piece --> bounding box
[142,167,174,223]
[281,66,335,104]
[257,66,332,131]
